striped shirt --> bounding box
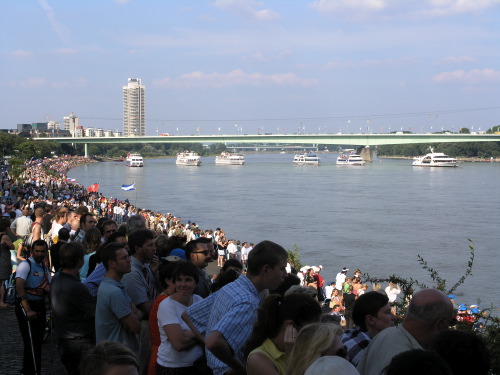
[341,328,372,367]
[187,274,261,375]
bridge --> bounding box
[34,133,500,157]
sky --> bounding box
[2,0,500,135]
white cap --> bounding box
[305,356,359,375]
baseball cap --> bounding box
[448,294,456,299]
[163,248,186,262]
[342,267,349,272]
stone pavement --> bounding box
[0,307,66,375]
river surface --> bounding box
[70,153,499,309]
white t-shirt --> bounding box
[157,295,203,368]
[335,273,346,290]
[324,285,334,298]
[52,222,64,240]
[227,242,238,255]
[385,286,401,303]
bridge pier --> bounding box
[357,146,373,162]
[84,143,88,158]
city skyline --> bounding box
[2,1,500,135]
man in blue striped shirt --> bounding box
[184,240,288,375]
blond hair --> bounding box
[286,323,343,375]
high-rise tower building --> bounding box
[123,78,146,137]
[63,113,79,136]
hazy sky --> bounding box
[2,0,500,135]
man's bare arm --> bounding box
[205,330,245,375]
[181,311,205,343]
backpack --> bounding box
[3,260,32,306]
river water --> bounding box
[70,153,499,309]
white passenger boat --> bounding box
[293,153,320,165]
[336,152,365,165]
[125,153,144,167]
[215,152,245,165]
[176,151,202,166]
[412,150,459,167]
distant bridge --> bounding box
[34,133,500,157]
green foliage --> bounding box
[377,142,500,158]
[8,157,25,177]
[483,317,500,374]
[460,127,471,134]
[287,244,303,271]
[208,143,228,155]
[139,144,163,157]
[486,125,500,134]
[364,240,475,317]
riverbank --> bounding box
[377,155,500,162]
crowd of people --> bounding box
[0,155,492,375]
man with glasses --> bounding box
[185,238,213,298]
[357,288,455,375]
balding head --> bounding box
[404,289,455,349]
[406,289,453,324]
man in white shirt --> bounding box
[240,242,250,266]
[12,209,33,238]
[226,240,238,260]
[335,267,348,290]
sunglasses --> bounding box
[193,250,210,256]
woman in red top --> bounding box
[148,262,177,374]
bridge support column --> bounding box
[357,146,373,162]
[84,143,88,158]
